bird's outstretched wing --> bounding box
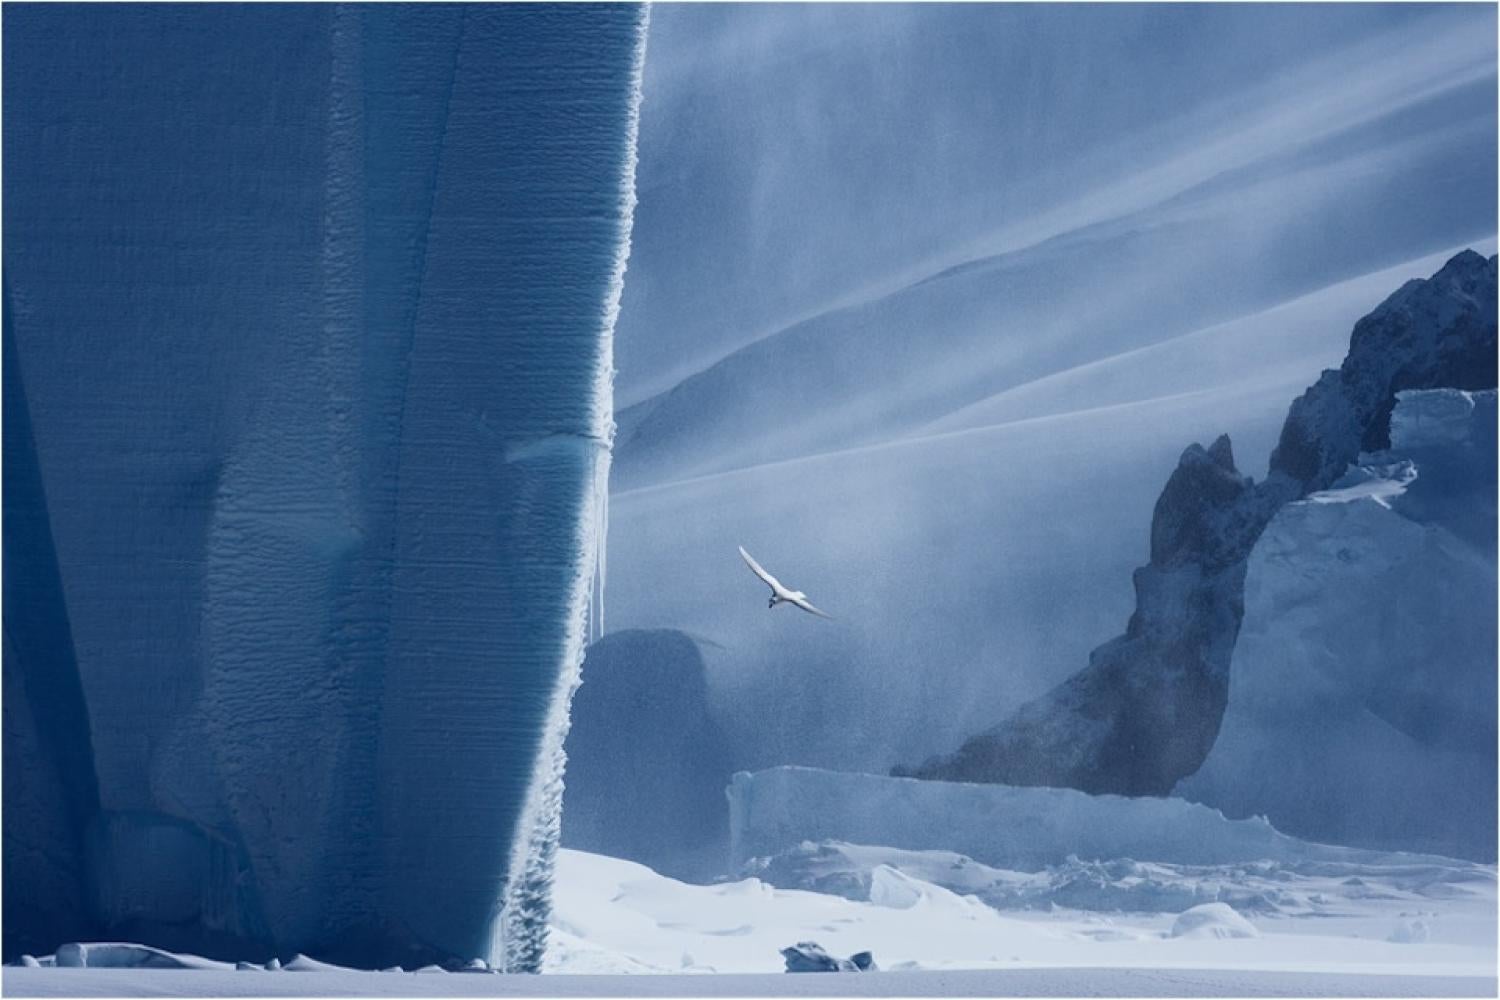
[738,545,784,593]
[790,596,835,620]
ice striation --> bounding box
[900,250,1497,802]
[2,3,645,969]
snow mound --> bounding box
[281,954,357,973]
[867,865,990,920]
[51,942,231,970]
[1170,904,1258,940]
[1389,919,1431,944]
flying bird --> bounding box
[738,545,834,620]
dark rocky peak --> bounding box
[1149,435,1252,569]
[898,249,1497,797]
[1273,251,1497,489]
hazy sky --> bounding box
[606,4,1497,776]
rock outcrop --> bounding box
[898,250,1496,796]
[1178,389,1497,861]
[780,942,876,973]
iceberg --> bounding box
[3,3,646,970]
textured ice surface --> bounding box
[728,767,1464,873]
[7,848,1495,987]
[545,850,1494,977]
[1179,390,1497,861]
[746,840,1497,919]
[3,3,645,968]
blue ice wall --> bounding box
[3,3,643,969]
[3,287,103,958]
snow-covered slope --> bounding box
[3,5,645,969]
[1178,390,1497,861]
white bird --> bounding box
[738,545,834,620]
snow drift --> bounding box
[3,4,645,969]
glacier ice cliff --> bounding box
[2,3,645,969]
[1179,389,1497,861]
[562,630,733,883]
[900,250,1496,803]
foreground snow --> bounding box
[4,966,1493,997]
[545,849,1495,978]
[7,848,1493,995]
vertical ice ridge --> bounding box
[591,3,651,645]
[495,4,650,973]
